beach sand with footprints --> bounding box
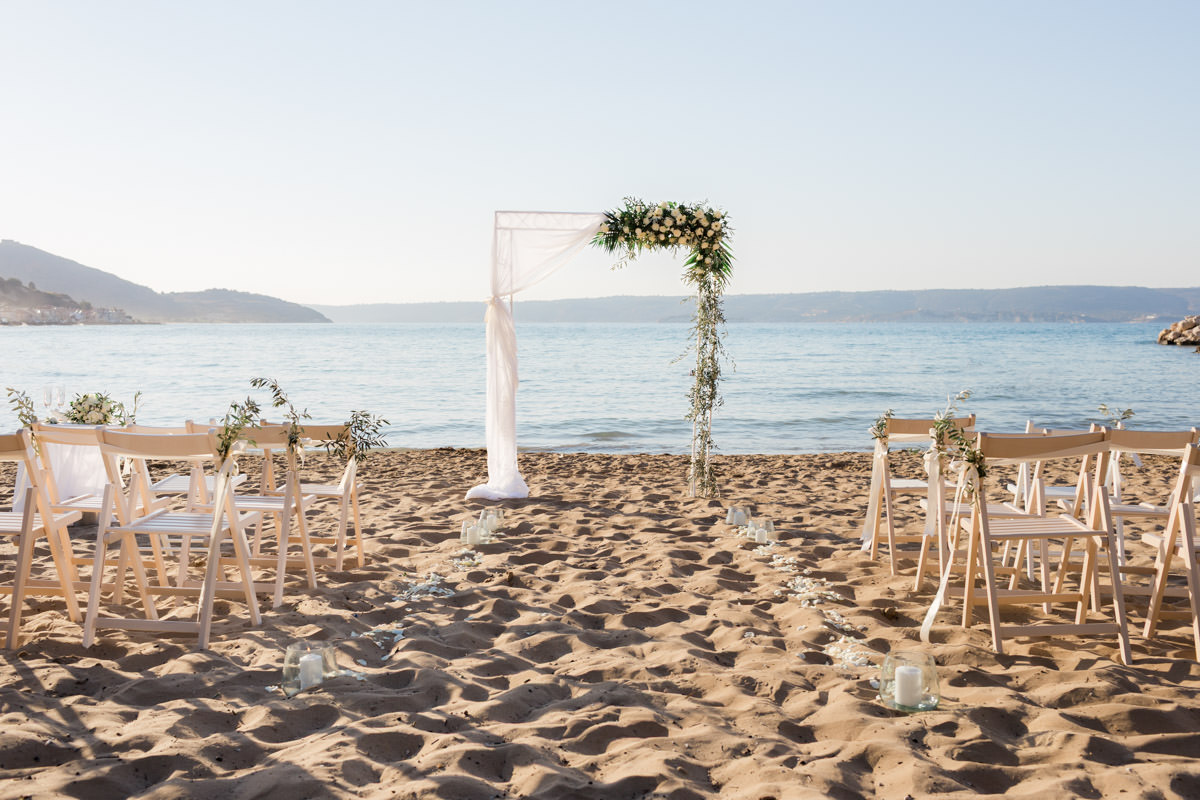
[1,449,1199,799]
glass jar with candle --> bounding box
[880,650,939,712]
[282,641,338,697]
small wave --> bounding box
[584,430,638,441]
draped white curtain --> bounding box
[466,211,606,500]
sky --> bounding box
[1,1,1196,306]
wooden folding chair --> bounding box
[29,423,117,519]
[1142,444,1200,658]
[0,430,83,645]
[954,430,1132,663]
[862,415,975,577]
[82,429,263,649]
[121,422,248,510]
[185,423,318,608]
[292,424,366,571]
[1101,428,1200,562]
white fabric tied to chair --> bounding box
[920,459,979,644]
[860,415,974,577]
[467,211,606,501]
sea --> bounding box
[2,322,1195,453]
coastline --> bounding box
[0,449,1197,798]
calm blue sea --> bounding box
[2,322,1195,453]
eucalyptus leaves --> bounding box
[244,377,389,464]
[592,198,733,498]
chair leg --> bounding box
[196,531,225,651]
[83,492,114,649]
[1076,537,1099,624]
[351,490,365,568]
[962,519,981,628]
[913,532,932,592]
[43,522,81,623]
[123,533,159,621]
[976,527,1005,656]
[334,498,351,572]
[297,499,317,589]
[1101,528,1133,665]
[5,500,39,649]
[881,489,898,577]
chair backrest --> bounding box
[0,430,39,470]
[295,423,354,446]
[122,423,192,435]
[0,430,59,519]
[293,423,357,492]
[978,429,1110,465]
[98,429,225,522]
[99,429,220,461]
[1107,428,1200,456]
[885,415,975,444]
[30,422,105,448]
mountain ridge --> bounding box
[0,240,329,323]
[312,286,1200,324]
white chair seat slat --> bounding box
[0,510,83,533]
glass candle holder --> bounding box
[283,641,338,697]
[879,650,939,712]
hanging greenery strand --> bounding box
[592,198,733,498]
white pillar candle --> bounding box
[298,652,324,691]
[894,665,923,707]
[725,508,737,524]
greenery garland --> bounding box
[592,198,733,497]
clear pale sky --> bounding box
[2,2,1196,306]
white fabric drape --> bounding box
[466,211,606,500]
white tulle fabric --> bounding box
[466,211,606,500]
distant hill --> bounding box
[0,240,329,323]
[313,286,1200,324]
[0,276,135,324]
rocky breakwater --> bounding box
[1157,315,1200,346]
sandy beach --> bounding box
[2,448,1199,799]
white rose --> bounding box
[658,233,665,241]
[652,223,660,232]
[635,228,642,235]
[705,257,712,264]
[713,221,722,230]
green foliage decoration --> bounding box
[1097,404,1134,427]
[870,409,895,442]
[326,409,390,463]
[930,390,986,490]
[251,377,309,453]
[6,388,38,429]
[592,198,733,497]
[216,397,261,465]
[249,377,388,463]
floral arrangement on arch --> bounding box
[594,199,733,285]
[592,198,733,498]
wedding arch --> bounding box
[465,199,733,501]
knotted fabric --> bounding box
[466,211,606,500]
